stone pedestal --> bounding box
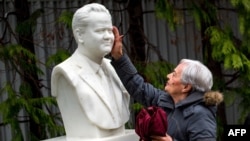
[42,129,139,141]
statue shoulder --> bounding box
[52,58,77,77]
[51,58,79,96]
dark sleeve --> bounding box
[111,54,166,107]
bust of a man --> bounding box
[51,3,130,140]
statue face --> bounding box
[78,12,114,59]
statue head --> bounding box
[71,3,114,60]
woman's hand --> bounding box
[111,26,123,60]
[150,134,173,141]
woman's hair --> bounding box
[71,3,111,43]
[180,59,213,92]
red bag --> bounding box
[135,106,168,141]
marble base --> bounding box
[42,129,139,141]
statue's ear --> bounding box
[75,28,84,44]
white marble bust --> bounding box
[50,3,133,140]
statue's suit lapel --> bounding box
[71,52,114,116]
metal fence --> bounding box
[0,0,241,141]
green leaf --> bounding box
[155,0,176,30]
[231,53,243,69]
[46,49,70,66]
[58,11,74,28]
[242,0,250,11]
[222,40,236,55]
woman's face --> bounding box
[164,63,186,96]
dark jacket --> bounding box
[111,54,223,141]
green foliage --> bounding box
[155,0,217,30]
[0,44,44,76]
[0,6,71,140]
[231,0,250,53]
[0,9,72,140]
[129,60,174,129]
[202,0,250,124]
[223,80,250,124]
[0,83,24,141]
[129,61,174,129]
[188,0,217,29]
[58,11,74,28]
[155,0,250,127]
[16,9,44,35]
[231,0,250,12]
[131,102,144,113]
[238,86,250,123]
[46,49,71,66]
[0,43,65,140]
[0,44,43,75]
[136,61,174,90]
[0,83,65,140]
[206,25,250,79]
[155,0,176,30]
